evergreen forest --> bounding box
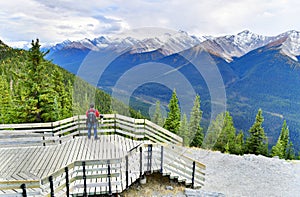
[156,90,298,160]
[0,39,142,124]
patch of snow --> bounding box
[279,30,300,61]
[280,48,298,61]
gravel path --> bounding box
[185,148,300,197]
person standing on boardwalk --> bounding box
[86,103,100,139]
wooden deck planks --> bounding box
[0,134,202,196]
[2,148,31,180]
[11,147,37,179]
[37,145,58,178]
[75,137,86,161]
[41,142,65,178]
[54,139,72,172]
[66,137,80,165]
[29,147,49,178]
[0,148,17,178]
[22,146,44,179]
[1,135,139,183]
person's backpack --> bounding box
[87,109,97,124]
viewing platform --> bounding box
[0,114,206,196]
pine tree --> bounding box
[271,120,295,160]
[233,130,245,155]
[152,100,164,127]
[279,120,289,151]
[51,67,73,119]
[20,39,73,122]
[189,95,204,147]
[0,75,12,123]
[190,128,204,148]
[22,39,50,122]
[271,120,289,159]
[202,112,225,150]
[245,109,268,156]
[60,79,73,118]
[214,111,236,153]
[179,114,189,146]
[164,89,181,134]
[285,142,295,160]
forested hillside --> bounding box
[0,39,142,124]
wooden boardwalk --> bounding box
[0,135,143,196]
[0,135,139,182]
[0,114,206,196]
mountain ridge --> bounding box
[44,29,300,63]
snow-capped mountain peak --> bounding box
[198,30,275,62]
[118,30,206,55]
[46,30,205,56]
[278,30,300,61]
[234,30,271,49]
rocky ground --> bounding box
[187,148,300,197]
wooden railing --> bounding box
[10,143,205,196]
[0,116,80,147]
[0,114,183,147]
[0,114,205,196]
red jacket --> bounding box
[86,108,100,118]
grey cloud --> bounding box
[56,25,74,29]
[1,0,300,47]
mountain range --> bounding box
[46,29,300,63]
[43,30,300,151]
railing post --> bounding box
[20,183,27,197]
[49,176,54,197]
[51,122,54,134]
[160,146,164,174]
[192,161,196,188]
[108,161,112,196]
[143,119,146,140]
[147,144,152,174]
[114,114,117,134]
[125,155,129,188]
[82,161,87,197]
[52,132,55,145]
[43,135,46,146]
[139,146,143,178]
[133,119,136,141]
[58,122,61,135]
[77,115,80,137]
[65,167,70,197]
[59,134,62,144]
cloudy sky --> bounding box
[0,0,299,47]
